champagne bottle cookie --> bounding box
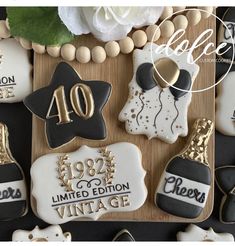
[0,122,27,220]
[155,118,214,218]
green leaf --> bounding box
[7,7,74,45]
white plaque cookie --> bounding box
[12,225,72,241]
[216,71,235,136]
[119,42,199,144]
[31,142,147,224]
[177,224,234,241]
[0,38,32,103]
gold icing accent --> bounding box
[70,83,94,120]
[57,154,74,192]
[230,187,235,195]
[46,84,94,125]
[46,86,72,125]
[0,122,15,164]
[31,238,48,242]
[99,147,116,185]
[180,118,214,165]
[153,57,180,88]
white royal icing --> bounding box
[0,38,32,103]
[177,224,234,241]
[31,142,147,224]
[157,172,210,208]
[119,42,199,144]
[12,225,72,241]
[216,71,235,136]
[0,180,26,203]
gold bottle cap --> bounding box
[0,122,15,164]
[153,57,180,88]
[180,118,214,165]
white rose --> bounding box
[58,7,164,42]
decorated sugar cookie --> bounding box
[177,224,234,241]
[215,165,235,224]
[0,38,32,103]
[112,229,135,241]
[216,72,235,136]
[12,225,72,241]
[0,122,27,220]
[31,142,147,224]
[217,7,235,64]
[155,118,214,218]
[119,42,199,144]
[24,62,111,149]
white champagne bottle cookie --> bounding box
[31,142,147,224]
[119,43,199,144]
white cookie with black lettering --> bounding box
[216,71,235,136]
[31,142,147,224]
[0,38,32,103]
[177,224,234,241]
[12,225,72,241]
[119,42,199,144]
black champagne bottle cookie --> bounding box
[155,118,214,218]
[0,122,27,220]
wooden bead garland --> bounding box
[0,20,10,39]
[32,43,46,54]
[105,41,120,57]
[160,7,173,21]
[61,43,76,61]
[173,15,188,30]
[91,46,106,63]
[200,6,214,18]
[146,25,161,42]
[47,46,61,58]
[160,20,175,38]
[19,37,32,50]
[173,6,186,12]
[0,6,214,64]
[119,37,134,54]
[186,9,202,26]
[132,30,147,48]
[76,46,91,63]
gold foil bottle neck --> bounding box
[180,118,214,165]
[0,123,15,164]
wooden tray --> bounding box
[31,16,215,222]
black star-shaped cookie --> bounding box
[24,62,111,149]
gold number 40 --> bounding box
[46,84,95,124]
